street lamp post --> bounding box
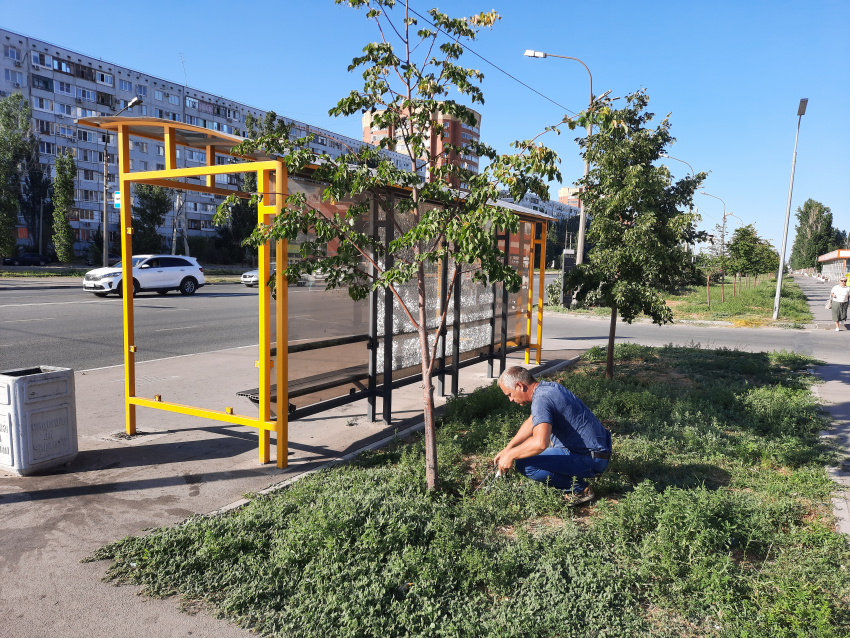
[661,154,697,258]
[700,191,731,302]
[102,96,142,267]
[524,49,593,307]
[773,99,808,320]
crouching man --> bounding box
[494,366,612,506]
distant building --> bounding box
[362,106,480,188]
[558,186,581,208]
[498,190,578,221]
[1,27,415,255]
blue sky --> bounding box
[5,0,848,249]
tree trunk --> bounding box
[706,274,711,310]
[417,255,438,490]
[721,273,725,303]
[606,304,617,380]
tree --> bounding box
[217,0,560,490]
[563,90,705,379]
[18,163,53,253]
[789,199,837,270]
[132,184,172,254]
[0,91,38,258]
[51,151,76,263]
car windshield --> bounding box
[113,257,146,269]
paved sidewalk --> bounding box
[794,275,850,536]
[0,339,582,638]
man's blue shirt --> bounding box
[530,381,611,453]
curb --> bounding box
[206,355,585,518]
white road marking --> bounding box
[5,317,56,323]
[0,300,109,309]
[153,326,199,332]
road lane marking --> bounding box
[4,317,56,323]
[153,326,199,332]
[0,300,110,309]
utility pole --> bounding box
[701,191,728,302]
[773,99,808,320]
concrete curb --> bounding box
[206,355,585,518]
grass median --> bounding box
[547,278,813,327]
[88,344,848,637]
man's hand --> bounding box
[494,448,513,473]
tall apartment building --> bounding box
[362,107,481,188]
[499,190,578,221]
[558,186,581,208]
[1,27,416,255]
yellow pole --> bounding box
[525,223,534,364]
[205,144,215,188]
[536,223,547,364]
[117,124,136,435]
[275,162,289,468]
[163,126,177,171]
[258,169,272,464]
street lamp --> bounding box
[102,96,142,267]
[699,190,734,302]
[661,154,697,257]
[524,49,593,307]
[772,98,808,320]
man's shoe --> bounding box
[564,486,596,508]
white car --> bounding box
[83,254,205,297]
[241,264,275,287]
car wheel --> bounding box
[118,280,139,297]
[245,283,253,287]
[157,289,169,295]
[38,260,46,266]
[12,259,20,266]
[94,292,109,297]
[179,277,198,295]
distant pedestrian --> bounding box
[831,276,849,331]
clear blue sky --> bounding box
[5,0,848,248]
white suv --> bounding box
[83,254,205,297]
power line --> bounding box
[405,5,578,116]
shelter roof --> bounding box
[75,116,270,160]
[818,249,850,262]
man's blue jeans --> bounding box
[514,447,608,492]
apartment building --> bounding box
[498,190,578,221]
[558,186,581,208]
[1,27,415,255]
[362,107,480,188]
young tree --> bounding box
[132,184,173,254]
[18,163,53,253]
[51,151,76,263]
[0,92,38,258]
[216,0,560,490]
[563,90,706,379]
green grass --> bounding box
[546,279,814,327]
[0,268,87,278]
[88,345,848,637]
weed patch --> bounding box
[89,346,849,637]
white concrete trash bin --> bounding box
[0,366,78,476]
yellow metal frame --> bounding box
[85,118,289,468]
[524,220,547,365]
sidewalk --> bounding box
[794,275,850,537]
[0,339,583,638]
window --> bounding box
[53,59,73,74]
[75,107,97,118]
[31,74,52,91]
[156,163,165,171]
[39,141,55,155]
[188,219,201,230]
[139,105,147,115]
[185,150,206,162]
[77,129,98,143]
[185,96,198,109]
[36,119,53,135]
[5,69,23,85]
[185,115,201,126]
[138,161,148,171]
[156,145,164,156]
[56,145,76,158]
[154,90,163,101]
[3,45,21,61]
[96,92,113,107]
[168,94,179,105]
[200,219,212,230]
[134,141,149,153]
[57,125,75,137]
[119,79,132,92]
[57,103,73,116]
[100,133,116,145]
[56,81,73,96]
[168,112,181,122]
[215,174,227,184]
[315,135,327,146]
[81,169,97,181]
[154,108,164,118]
[198,100,214,115]
[185,201,198,212]
[32,97,53,112]
[136,84,147,97]
[31,52,51,67]
[76,87,95,102]
[96,72,113,86]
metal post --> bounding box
[382,196,394,423]
[451,260,461,396]
[488,235,502,378]
[367,195,378,421]
[103,131,109,268]
[437,252,448,395]
[773,100,808,320]
[500,231,510,374]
